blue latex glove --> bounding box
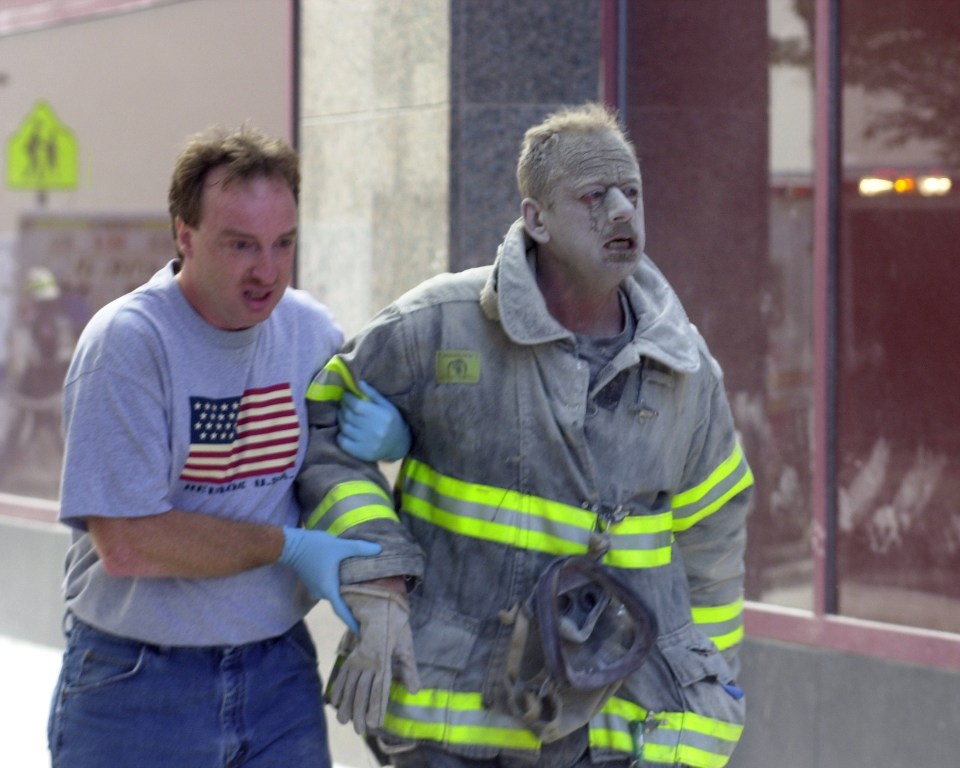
[337,380,411,462]
[278,527,381,633]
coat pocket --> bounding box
[658,624,746,730]
[409,594,481,674]
[605,625,746,765]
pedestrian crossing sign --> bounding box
[6,101,79,191]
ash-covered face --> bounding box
[523,130,644,293]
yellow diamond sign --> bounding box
[6,101,78,190]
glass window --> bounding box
[623,1,817,611]
[836,0,960,632]
[760,0,817,611]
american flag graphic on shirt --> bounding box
[180,383,301,484]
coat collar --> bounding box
[480,219,701,373]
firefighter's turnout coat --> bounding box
[297,219,754,767]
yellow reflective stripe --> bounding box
[692,597,744,651]
[386,688,742,764]
[603,512,674,568]
[324,503,398,536]
[588,696,650,752]
[325,355,360,394]
[589,698,742,768]
[402,459,594,555]
[305,355,360,403]
[598,695,650,721]
[690,597,742,625]
[672,443,754,532]
[709,624,744,651]
[305,381,342,402]
[395,687,481,710]
[405,459,595,529]
[383,717,540,750]
[588,722,633,753]
[667,745,736,768]
[403,492,585,555]
[305,480,396,532]
[653,711,744,768]
[665,710,744,743]
[674,468,753,532]
[385,687,540,750]
[672,443,745,509]
[401,460,674,566]
[603,548,673,568]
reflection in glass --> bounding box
[622,2,817,611]
[0,214,170,501]
[0,266,74,498]
[744,0,817,610]
[837,1,960,632]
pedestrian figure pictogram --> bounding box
[6,101,78,190]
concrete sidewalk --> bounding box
[0,635,60,768]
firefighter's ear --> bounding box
[521,198,550,244]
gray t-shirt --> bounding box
[59,262,343,646]
[574,290,637,388]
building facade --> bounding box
[2,1,959,766]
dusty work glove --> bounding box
[337,380,411,462]
[328,584,421,734]
[278,528,380,634]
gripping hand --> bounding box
[328,584,421,734]
[278,528,380,633]
[337,380,411,462]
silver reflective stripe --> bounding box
[305,355,359,403]
[400,459,674,567]
[671,443,753,532]
[589,698,743,767]
[306,480,396,532]
[383,686,742,765]
[691,598,744,651]
[384,687,540,749]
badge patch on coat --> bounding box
[436,350,480,384]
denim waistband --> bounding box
[64,611,309,655]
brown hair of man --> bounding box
[167,125,300,253]
[516,102,637,205]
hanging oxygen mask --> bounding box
[495,547,658,743]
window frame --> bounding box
[601,0,960,671]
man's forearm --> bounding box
[88,509,284,579]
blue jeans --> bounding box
[48,616,331,767]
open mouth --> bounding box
[244,288,273,306]
[605,236,636,252]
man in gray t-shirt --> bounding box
[48,126,409,768]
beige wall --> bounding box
[0,0,293,372]
[298,7,449,757]
[298,0,450,338]
[0,0,293,234]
